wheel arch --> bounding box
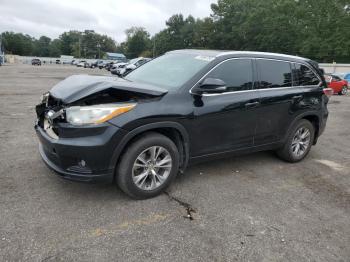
[285,113,320,145]
[110,122,190,179]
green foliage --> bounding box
[49,39,62,57]
[124,27,151,58]
[1,32,34,55]
[2,0,350,62]
[1,30,117,58]
[208,0,350,62]
[33,36,51,57]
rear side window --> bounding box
[257,59,293,88]
[207,59,253,92]
[294,64,320,86]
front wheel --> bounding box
[277,119,315,163]
[339,86,348,95]
[117,132,180,199]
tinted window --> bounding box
[294,64,320,86]
[257,60,292,88]
[206,59,253,92]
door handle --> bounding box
[245,101,260,108]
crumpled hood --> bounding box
[50,75,168,104]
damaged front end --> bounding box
[34,75,167,182]
[36,92,64,140]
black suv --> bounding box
[35,50,329,199]
[32,58,42,66]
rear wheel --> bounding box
[339,86,348,95]
[117,132,179,199]
[277,119,314,163]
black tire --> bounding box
[277,119,315,163]
[116,132,180,199]
[338,86,348,96]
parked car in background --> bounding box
[90,60,100,68]
[110,62,128,75]
[98,60,106,69]
[76,61,86,67]
[324,74,348,95]
[105,61,116,71]
[35,50,329,199]
[333,72,350,87]
[118,57,151,76]
[83,61,91,68]
[55,59,61,64]
[31,58,41,66]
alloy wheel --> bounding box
[291,127,311,158]
[132,146,172,191]
[341,86,348,95]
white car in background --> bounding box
[110,62,128,75]
[76,61,86,67]
[117,57,151,76]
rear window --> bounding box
[294,64,320,86]
[257,59,293,88]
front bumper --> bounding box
[35,122,127,182]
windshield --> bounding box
[125,53,213,90]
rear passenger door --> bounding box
[254,59,304,145]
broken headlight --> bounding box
[65,103,136,125]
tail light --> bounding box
[323,88,334,97]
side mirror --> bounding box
[192,78,227,94]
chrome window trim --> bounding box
[215,51,307,62]
[201,86,303,97]
[189,57,322,97]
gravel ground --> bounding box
[0,64,349,262]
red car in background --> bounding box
[324,74,348,95]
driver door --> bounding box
[190,58,260,157]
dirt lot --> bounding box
[0,64,349,261]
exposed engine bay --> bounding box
[35,75,167,139]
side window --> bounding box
[206,59,253,92]
[257,59,292,88]
[294,64,320,86]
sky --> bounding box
[0,0,215,42]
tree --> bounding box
[2,1,350,62]
[1,32,34,55]
[210,0,350,61]
[33,36,51,57]
[59,31,82,56]
[49,39,62,57]
[124,27,151,58]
